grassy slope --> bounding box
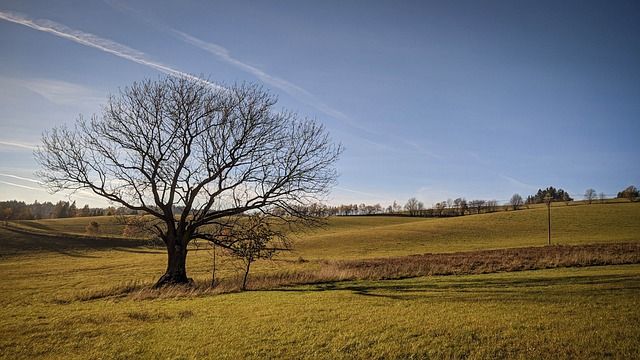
[8,216,128,237]
[8,202,639,259]
[1,202,639,358]
[292,202,640,259]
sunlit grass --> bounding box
[1,202,638,358]
[1,265,638,359]
[290,202,640,260]
[11,216,127,237]
[7,202,639,261]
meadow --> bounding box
[1,201,639,359]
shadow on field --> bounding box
[273,271,640,302]
[0,227,155,257]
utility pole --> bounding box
[544,193,552,245]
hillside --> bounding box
[3,202,639,260]
[291,202,640,260]
[1,202,639,359]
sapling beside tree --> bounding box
[225,214,284,290]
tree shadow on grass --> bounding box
[270,271,640,302]
[0,227,154,258]
[115,247,163,255]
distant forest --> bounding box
[0,200,128,221]
[1,185,637,221]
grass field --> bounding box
[292,202,640,259]
[1,202,639,359]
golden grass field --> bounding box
[1,201,639,359]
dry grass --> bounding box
[249,242,640,291]
[2,207,639,358]
[79,242,640,300]
[325,242,640,278]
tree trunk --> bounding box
[211,244,217,288]
[154,244,190,288]
[242,260,251,291]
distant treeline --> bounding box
[288,199,502,218]
[1,185,636,221]
[0,200,130,221]
[0,200,193,221]
[298,185,638,218]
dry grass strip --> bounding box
[88,242,639,300]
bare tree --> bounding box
[226,214,284,290]
[485,200,498,213]
[599,192,606,204]
[509,194,523,210]
[453,197,467,216]
[404,197,424,216]
[35,76,343,287]
[390,200,402,214]
[469,199,486,214]
[584,188,597,204]
[433,202,446,217]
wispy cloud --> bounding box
[0,9,218,88]
[104,1,369,130]
[0,173,111,205]
[405,140,443,159]
[0,180,42,191]
[0,173,41,184]
[1,76,103,107]
[333,186,393,201]
[500,175,537,190]
[0,140,38,150]
[172,30,312,98]
[417,186,455,204]
[168,29,355,120]
[466,151,492,166]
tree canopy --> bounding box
[617,186,639,202]
[526,187,573,204]
[35,76,343,286]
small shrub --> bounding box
[86,221,101,236]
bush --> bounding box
[86,221,101,236]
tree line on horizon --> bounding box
[302,185,638,218]
[0,200,129,222]
[1,185,637,222]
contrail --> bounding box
[334,186,393,201]
[0,8,382,147]
[0,140,38,150]
[103,1,368,129]
[0,180,42,192]
[0,9,220,89]
[0,177,111,205]
[0,173,41,184]
[500,175,537,190]
[168,29,363,125]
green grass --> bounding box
[9,216,128,237]
[291,202,640,260]
[6,202,639,260]
[1,202,639,358]
[1,265,638,359]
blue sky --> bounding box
[1,1,638,208]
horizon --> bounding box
[1,1,639,208]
